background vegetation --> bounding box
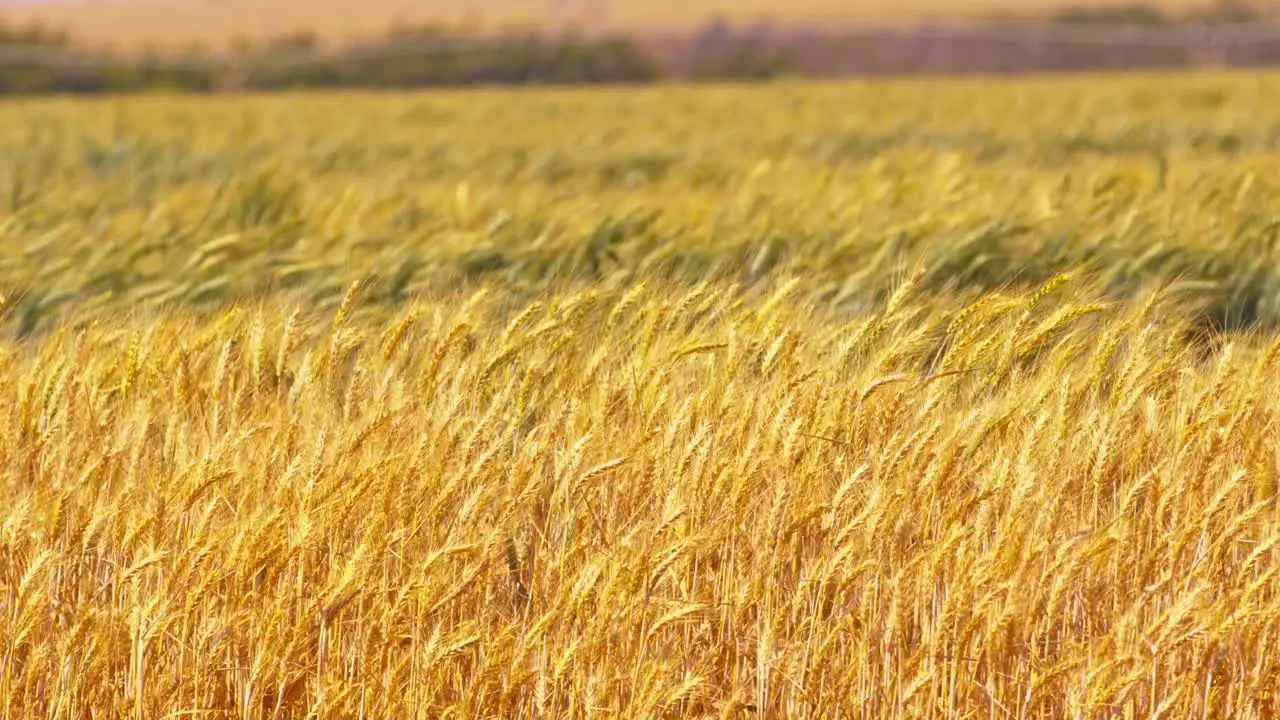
[0,2,1277,93]
[0,0,1232,50]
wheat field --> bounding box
[2,77,1280,717]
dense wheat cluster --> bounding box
[3,77,1280,718]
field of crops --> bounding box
[3,76,1280,717]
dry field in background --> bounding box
[0,0,1219,49]
[2,77,1280,716]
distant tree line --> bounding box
[0,2,1276,94]
[1044,1,1263,25]
[0,24,677,93]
